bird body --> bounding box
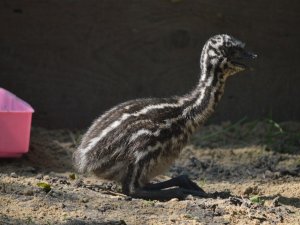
[73,34,257,199]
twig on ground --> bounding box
[101,190,127,198]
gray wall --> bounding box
[1,0,299,129]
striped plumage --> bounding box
[73,34,257,200]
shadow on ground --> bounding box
[261,195,300,209]
[0,217,127,225]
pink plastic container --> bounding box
[0,88,34,157]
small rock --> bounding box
[44,175,50,180]
[241,200,251,208]
[243,186,253,195]
[271,196,280,207]
[23,189,34,196]
[214,208,224,216]
[228,197,243,206]
[276,214,284,223]
[170,218,176,223]
[59,178,70,185]
[36,174,43,180]
[24,166,36,173]
[73,179,83,187]
[253,219,261,225]
[249,213,267,223]
[168,198,179,202]
[243,185,258,196]
[210,191,231,199]
[81,197,89,203]
[60,203,66,208]
[32,187,42,194]
[49,171,56,176]
[10,172,18,178]
[41,212,46,216]
[111,184,118,191]
[124,196,132,201]
[98,207,106,213]
[185,194,194,200]
[50,191,60,198]
[273,171,281,178]
[154,202,165,208]
[51,177,58,183]
[264,170,273,178]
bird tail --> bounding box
[72,148,89,173]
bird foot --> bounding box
[128,175,207,201]
[130,187,207,201]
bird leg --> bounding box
[127,175,207,201]
[144,175,205,192]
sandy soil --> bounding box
[0,120,300,225]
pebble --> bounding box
[10,172,18,178]
[81,197,89,203]
[264,170,274,178]
[50,191,60,198]
[185,194,195,200]
[169,198,179,202]
[243,186,253,195]
[51,177,58,183]
[243,185,258,196]
[241,201,251,208]
[23,189,34,196]
[98,207,106,213]
[73,179,83,187]
[170,218,177,223]
[154,202,165,208]
[49,171,56,176]
[24,166,36,173]
[228,197,243,206]
[36,174,43,180]
[124,196,132,201]
[271,196,280,207]
[59,178,70,185]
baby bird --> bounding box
[73,34,257,200]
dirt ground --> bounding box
[0,120,300,225]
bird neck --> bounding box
[181,62,226,128]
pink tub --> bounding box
[0,88,34,157]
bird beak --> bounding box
[231,48,257,71]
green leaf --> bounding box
[250,195,264,205]
[37,182,51,193]
[69,173,76,180]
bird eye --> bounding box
[228,48,235,56]
[219,46,228,56]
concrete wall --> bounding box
[1,0,299,129]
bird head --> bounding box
[201,34,257,78]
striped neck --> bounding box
[181,56,227,127]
